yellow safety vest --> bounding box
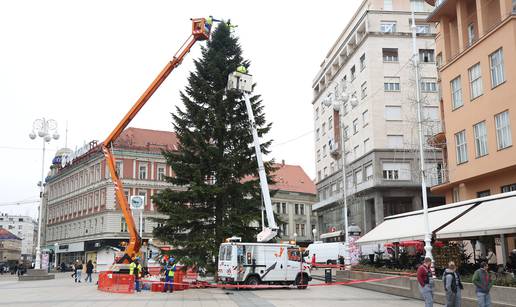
[237,66,247,74]
[206,17,213,26]
[168,264,176,277]
[129,262,142,277]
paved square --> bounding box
[0,273,441,306]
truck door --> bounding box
[261,245,286,282]
[287,248,302,281]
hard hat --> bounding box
[169,257,175,263]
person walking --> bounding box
[417,257,434,307]
[473,262,493,307]
[129,258,142,292]
[71,261,77,281]
[443,261,463,307]
[75,260,83,283]
[163,258,176,293]
[85,260,94,284]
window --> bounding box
[317,171,321,181]
[360,53,366,71]
[455,130,468,164]
[361,82,367,99]
[495,111,512,149]
[365,164,373,180]
[344,126,349,140]
[419,49,434,63]
[157,166,165,181]
[316,128,320,141]
[452,187,460,202]
[355,169,363,184]
[423,106,440,121]
[477,190,491,198]
[316,150,321,162]
[468,63,483,99]
[330,162,335,173]
[473,121,488,157]
[353,145,360,159]
[315,107,319,119]
[282,203,287,214]
[381,21,396,33]
[416,24,430,34]
[387,135,403,148]
[328,116,333,130]
[323,145,327,157]
[467,23,475,46]
[384,77,400,91]
[324,167,328,177]
[385,105,402,120]
[411,0,425,11]
[353,119,359,134]
[421,78,437,92]
[350,65,356,80]
[501,183,516,193]
[362,110,369,126]
[384,0,392,10]
[450,76,463,109]
[382,162,411,180]
[121,217,128,232]
[281,223,288,236]
[139,164,147,179]
[382,48,398,62]
[489,48,505,88]
[296,224,306,237]
[300,204,305,215]
[364,138,370,152]
[295,203,299,215]
[138,190,147,207]
[322,123,326,135]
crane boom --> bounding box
[102,18,210,263]
[227,71,278,242]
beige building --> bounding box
[426,0,516,202]
[0,229,22,264]
[312,0,445,238]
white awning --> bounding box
[320,230,343,239]
[436,194,516,238]
[356,202,475,245]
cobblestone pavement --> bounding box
[0,272,441,307]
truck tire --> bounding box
[295,274,308,289]
[245,275,260,288]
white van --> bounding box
[305,242,346,264]
[218,242,311,288]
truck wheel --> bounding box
[245,276,260,288]
[295,275,308,289]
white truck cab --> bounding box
[217,241,311,288]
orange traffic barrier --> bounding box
[98,272,135,293]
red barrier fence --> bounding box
[98,271,135,293]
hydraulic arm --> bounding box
[227,71,278,242]
[102,18,210,263]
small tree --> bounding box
[153,23,273,272]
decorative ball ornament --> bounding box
[29,132,36,140]
[52,133,60,140]
[44,135,52,142]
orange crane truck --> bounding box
[102,18,210,268]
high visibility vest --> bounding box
[237,66,247,74]
[206,17,213,26]
[167,264,176,277]
[129,262,136,275]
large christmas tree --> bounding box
[153,23,273,271]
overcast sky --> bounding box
[0,0,362,217]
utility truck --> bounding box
[217,70,311,288]
[305,242,346,264]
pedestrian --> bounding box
[417,257,434,307]
[85,260,94,283]
[129,258,142,292]
[442,261,463,307]
[510,249,516,275]
[75,260,83,283]
[473,262,493,307]
[486,248,497,272]
[311,253,317,268]
[163,258,176,293]
[71,261,77,281]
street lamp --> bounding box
[312,228,318,242]
[54,243,59,269]
[29,118,59,270]
[323,82,357,270]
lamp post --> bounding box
[411,10,433,264]
[29,118,59,270]
[312,228,318,242]
[54,243,59,269]
[323,82,357,270]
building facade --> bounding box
[0,213,37,261]
[43,128,179,265]
[426,0,516,203]
[269,163,317,245]
[312,0,445,239]
[0,229,22,264]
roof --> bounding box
[0,229,21,241]
[113,127,179,153]
[243,163,316,195]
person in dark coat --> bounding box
[85,260,94,283]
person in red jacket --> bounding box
[417,257,434,307]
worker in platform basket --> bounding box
[129,257,143,292]
[163,257,176,293]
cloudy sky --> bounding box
[0,0,362,217]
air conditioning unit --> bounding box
[329,139,341,159]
